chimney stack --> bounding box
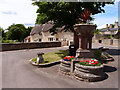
[114,21,118,28]
[106,24,109,30]
[109,24,113,29]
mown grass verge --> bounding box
[32,50,69,64]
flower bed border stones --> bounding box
[29,58,62,67]
[74,63,105,82]
[59,56,75,75]
[59,60,71,75]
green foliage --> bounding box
[78,61,101,66]
[32,2,114,34]
[55,50,69,58]
[94,29,100,35]
[0,27,6,39]
[32,50,69,64]
[1,40,19,43]
[107,35,113,39]
[6,24,32,42]
[94,50,102,59]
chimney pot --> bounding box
[106,24,109,30]
[114,21,118,28]
[109,24,113,29]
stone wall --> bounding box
[0,42,61,51]
[92,39,119,46]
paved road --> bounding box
[2,44,119,88]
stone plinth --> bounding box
[74,63,105,82]
[76,49,95,58]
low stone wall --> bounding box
[93,39,119,46]
[0,42,61,51]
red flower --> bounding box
[91,63,96,65]
[86,60,89,62]
[91,60,94,62]
[83,60,86,62]
[80,61,83,63]
[94,61,98,64]
[70,56,74,58]
[67,58,70,60]
[63,57,67,59]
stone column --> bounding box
[88,35,93,49]
[78,35,82,49]
[83,37,88,49]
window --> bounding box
[34,40,37,42]
[48,38,53,41]
[35,34,39,36]
[39,39,42,42]
[63,38,67,42]
[56,38,59,41]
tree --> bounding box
[0,27,6,42]
[32,2,114,47]
[94,29,100,35]
[0,27,6,38]
[26,26,33,37]
[6,24,28,42]
[33,2,114,32]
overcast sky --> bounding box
[0,0,119,30]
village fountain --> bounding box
[59,24,106,82]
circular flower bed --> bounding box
[78,59,101,66]
[59,56,74,74]
[74,58,105,82]
[63,56,74,61]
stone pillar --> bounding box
[83,37,88,49]
[78,35,88,50]
[88,35,93,49]
[78,35,82,49]
[74,30,79,49]
[36,52,44,65]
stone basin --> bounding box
[74,24,96,54]
[74,24,96,36]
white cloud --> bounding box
[94,15,118,29]
[0,0,118,30]
[97,24,106,29]
[0,0,38,29]
[0,11,17,15]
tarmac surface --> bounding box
[2,43,119,88]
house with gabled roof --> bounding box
[25,21,74,46]
[99,21,119,38]
[94,21,120,40]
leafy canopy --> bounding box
[6,24,32,42]
[32,2,114,33]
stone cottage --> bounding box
[94,21,120,40]
[25,22,74,46]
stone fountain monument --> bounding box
[74,24,96,58]
[72,24,105,82]
[59,24,106,82]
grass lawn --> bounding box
[32,50,69,64]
